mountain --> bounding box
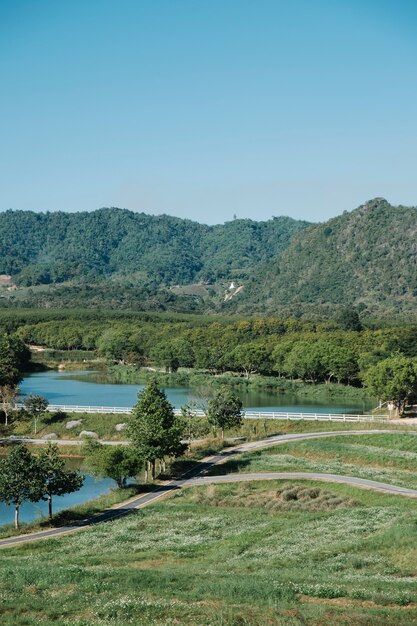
[1,199,416,319]
[0,208,308,286]
[233,198,417,319]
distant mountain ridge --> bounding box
[1,199,416,319]
[0,208,308,286]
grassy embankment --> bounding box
[10,410,413,442]
[107,363,373,402]
[1,480,417,625]
[210,433,417,489]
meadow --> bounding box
[1,480,417,625]
[210,433,417,490]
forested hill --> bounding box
[1,199,417,319]
[0,208,308,286]
[234,198,417,318]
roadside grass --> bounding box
[9,412,416,442]
[210,433,417,489]
[1,481,417,625]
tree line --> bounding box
[0,444,83,528]
[11,312,417,386]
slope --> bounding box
[234,198,417,318]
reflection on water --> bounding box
[20,369,373,414]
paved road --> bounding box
[1,429,416,548]
[186,472,417,497]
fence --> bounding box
[15,403,389,422]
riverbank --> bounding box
[106,364,373,402]
[28,348,375,404]
[9,413,411,443]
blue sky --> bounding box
[1,0,417,224]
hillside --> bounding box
[0,208,308,287]
[1,199,417,318]
[233,198,417,318]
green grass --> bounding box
[10,411,415,442]
[211,432,417,489]
[1,481,417,624]
[11,411,127,440]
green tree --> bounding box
[363,356,417,416]
[319,343,359,384]
[24,395,49,434]
[128,380,185,481]
[0,334,30,387]
[336,308,363,332]
[84,441,142,488]
[0,444,44,528]
[207,387,243,439]
[37,444,84,519]
[228,342,272,379]
[150,342,180,373]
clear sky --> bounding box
[1,0,417,224]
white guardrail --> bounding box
[15,404,389,422]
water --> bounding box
[0,471,116,527]
[19,370,374,414]
[1,371,372,527]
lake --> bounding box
[19,370,374,414]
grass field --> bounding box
[1,480,417,625]
[210,433,417,489]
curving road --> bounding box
[1,429,417,548]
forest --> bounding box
[0,208,307,287]
[2,309,416,392]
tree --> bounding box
[283,342,327,382]
[0,444,44,528]
[0,333,30,387]
[228,343,272,379]
[363,356,417,416]
[128,380,185,481]
[84,441,142,488]
[150,342,180,373]
[37,443,84,519]
[207,387,243,439]
[336,308,363,332]
[0,384,18,426]
[24,395,49,434]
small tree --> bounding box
[0,444,44,528]
[207,387,243,439]
[37,443,84,519]
[24,395,49,434]
[363,356,417,416]
[0,384,18,426]
[128,380,185,481]
[84,440,142,488]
